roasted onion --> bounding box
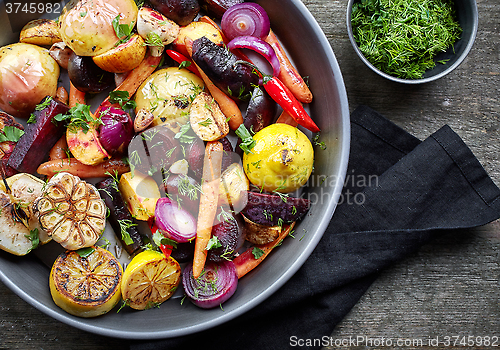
[154,197,197,243]
[227,36,281,77]
[98,107,134,155]
[221,3,270,40]
[182,260,238,309]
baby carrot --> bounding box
[192,141,224,279]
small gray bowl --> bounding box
[346,0,478,83]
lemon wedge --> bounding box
[49,247,122,317]
[121,250,181,310]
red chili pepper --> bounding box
[262,76,320,133]
[148,219,173,258]
[165,49,201,77]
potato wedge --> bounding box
[172,21,223,57]
[20,19,62,46]
[0,173,51,256]
[118,171,161,220]
[190,92,229,141]
[219,162,249,211]
[242,214,281,245]
[93,34,147,73]
[137,6,180,56]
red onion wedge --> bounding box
[227,36,281,77]
[182,260,238,309]
[155,197,197,243]
[98,107,134,155]
[221,2,270,41]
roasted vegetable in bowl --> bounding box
[0,0,325,317]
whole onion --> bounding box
[155,197,197,243]
[98,107,134,155]
[182,260,238,309]
[221,3,270,41]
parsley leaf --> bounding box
[235,124,256,154]
[252,247,265,259]
[152,230,178,249]
[109,90,137,110]
[53,103,100,134]
[206,236,222,250]
[112,15,135,46]
[174,123,195,144]
[0,126,24,142]
[76,247,95,258]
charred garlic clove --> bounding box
[35,172,106,250]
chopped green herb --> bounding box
[145,32,163,47]
[174,123,195,144]
[178,60,192,70]
[76,247,95,258]
[198,118,212,127]
[351,0,462,79]
[109,90,137,110]
[312,133,327,150]
[25,228,40,252]
[206,236,222,250]
[235,124,256,154]
[252,247,265,259]
[53,103,101,134]
[0,126,24,142]
[117,219,137,245]
[112,15,135,46]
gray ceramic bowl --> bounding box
[346,0,478,83]
[0,0,350,339]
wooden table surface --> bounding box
[1,0,499,349]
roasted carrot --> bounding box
[68,82,86,107]
[48,136,69,161]
[233,222,296,279]
[95,51,162,116]
[37,158,130,178]
[192,141,224,279]
[185,37,244,130]
[265,30,313,104]
[55,86,69,105]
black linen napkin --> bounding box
[132,105,500,350]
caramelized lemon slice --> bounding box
[49,247,122,317]
[35,172,106,250]
[121,250,181,310]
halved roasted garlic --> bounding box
[35,172,106,250]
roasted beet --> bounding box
[198,0,244,19]
[67,52,114,94]
[185,136,205,180]
[127,125,182,175]
[207,211,245,262]
[242,191,311,226]
[8,96,69,174]
[96,178,144,255]
[171,241,194,263]
[146,0,200,26]
[192,36,259,102]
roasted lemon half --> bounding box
[121,250,181,310]
[49,247,122,317]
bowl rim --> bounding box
[0,0,351,339]
[346,0,479,84]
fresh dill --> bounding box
[351,0,462,79]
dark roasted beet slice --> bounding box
[242,191,311,226]
[207,211,245,262]
[8,96,69,174]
